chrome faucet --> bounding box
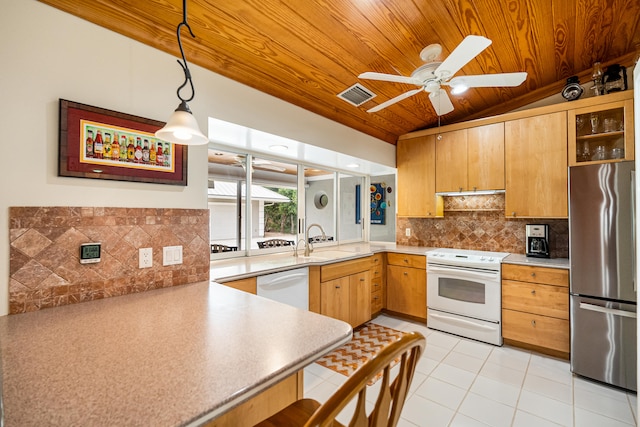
[304,223,326,257]
[293,238,306,257]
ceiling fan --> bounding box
[359,35,527,116]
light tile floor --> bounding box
[303,314,638,427]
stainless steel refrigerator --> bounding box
[569,161,637,391]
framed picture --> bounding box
[370,183,385,225]
[58,99,188,185]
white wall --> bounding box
[0,1,394,316]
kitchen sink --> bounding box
[301,250,361,260]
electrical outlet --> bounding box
[139,248,153,268]
[163,245,183,266]
[405,228,411,237]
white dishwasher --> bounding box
[256,267,309,310]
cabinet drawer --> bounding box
[502,280,569,319]
[502,264,569,287]
[502,309,569,353]
[371,290,383,312]
[387,253,426,269]
[371,265,384,279]
[321,257,371,282]
[371,253,384,266]
[371,279,383,294]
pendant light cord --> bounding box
[176,0,196,103]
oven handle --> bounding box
[427,265,499,280]
[429,312,498,330]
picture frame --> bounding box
[370,183,385,225]
[58,99,188,185]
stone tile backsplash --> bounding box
[396,194,569,258]
[9,207,210,314]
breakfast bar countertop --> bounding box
[0,282,352,426]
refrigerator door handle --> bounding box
[579,302,637,319]
[632,171,636,293]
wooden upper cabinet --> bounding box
[397,135,442,217]
[568,97,634,166]
[435,124,505,193]
[467,123,505,191]
[505,112,568,218]
[435,129,468,192]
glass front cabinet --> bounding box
[568,98,634,166]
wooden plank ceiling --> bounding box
[39,0,640,144]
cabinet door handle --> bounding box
[531,320,536,327]
[512,212,516,217]
[403,272,408,276]
[459,187,463,192]
[531,289,536,295]
[373,296,379,300]
[335,285,341,289]
[403,258,409,263]
[360,278,365,282]
[531,272,536,277]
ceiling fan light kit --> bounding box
[155,0,208,146]
[359,35,528,116]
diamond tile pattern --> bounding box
[9,207,210,314]
[396,194,568,258]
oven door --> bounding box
[427,264,501,322]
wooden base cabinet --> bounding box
[502,264,569,357]
[386,254,426,320]
[318,258,372,328]
[220,277,257,294]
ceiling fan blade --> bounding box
[428,89,454,116]
[367,88,423,113]
[359,72,422,85]
[448,72,527,88]
[434,35,492,80]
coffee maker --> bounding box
[526,224,550,258]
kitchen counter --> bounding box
[503,253,570,269]
[0,282,352,426]
[211,242,433,282]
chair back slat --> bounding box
[370,366,392,427]
[349,389,368,427]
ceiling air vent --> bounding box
[337,83,376,107]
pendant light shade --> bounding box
[156,0,208,146]
[155,101,208,145]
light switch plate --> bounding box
[139,248,153,268]
[163,245,183,266]
[405,228,411,237]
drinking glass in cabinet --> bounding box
[590,113,600,134]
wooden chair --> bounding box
[257,239,295,249]
[255,331,425,427]
[210,244,238,254]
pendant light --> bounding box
[155,0,208,146]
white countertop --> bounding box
[210,243,434,282]
[211,243,571,282]
[503,253,570,269]
[0,282,352,426]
